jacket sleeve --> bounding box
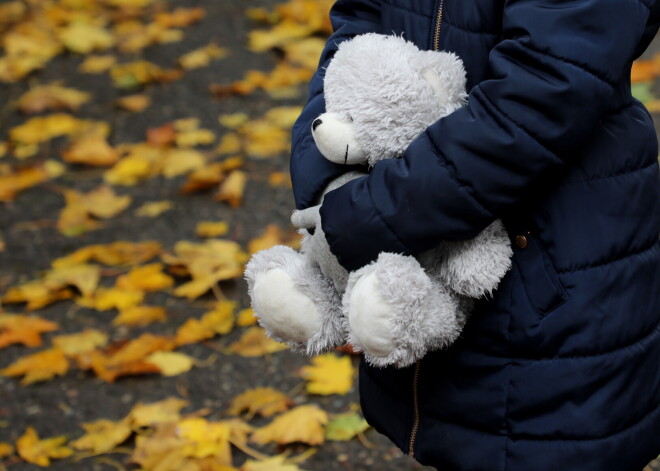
[290,0,381,210]
[320,0,652,271]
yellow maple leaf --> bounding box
[129,398,189,428]
[242,456,309,471]
[9,113,94,145]
[0,165,49,202]
[79,55,117,74]
[1,280,74,311]
[162,149,206,178]
[196,221,229,238]
[58,22,115,54]
[16,84,91,114]
[52,329,109,356]
[175,300,236,345]
[57,186,131,236]
[0,442,13,458]
[227,327,288,357]
[62,134,120,167]
[52,241,161,268]
[177,418,232,462]
[110,60,167,89]
[77,287,144,311]
[215,170,247,207]
[0,314,59,349]
[228,387,293,418]
[70,418,132,454]
[219,113,249,129]
[115,94,151,112]
[0,348,69,385]
[116,263,174,292]
[155,7,206,28]
[113,305,167,327]
[135,200,173,217]
[179,43,229,70]
[248,225,301,255]
[299,354,354,396]
[236,308,258,327]
[251,405,328,446]
[16,427,74,467]
[164,240,248,299]
[145,351,195,377]
[44,263,101,298]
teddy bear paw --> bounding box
[245,245,346,355]
[345,253,464,368]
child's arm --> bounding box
[318,0,654,271]
[290,0,381,210]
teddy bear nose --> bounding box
[312,118,323,131]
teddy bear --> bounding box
[245,33,513,368]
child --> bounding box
[290,1,660,470]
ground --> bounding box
[0,0,658,470]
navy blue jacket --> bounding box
[290,1,660,469]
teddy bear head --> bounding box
[311,33,467,167]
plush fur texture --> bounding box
[246,33,512,367]
[315,33,467,166]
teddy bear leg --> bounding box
[435,219,513,298]
[245,245,346,355]
[344,252,463,368]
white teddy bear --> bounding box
[245,34,513,368]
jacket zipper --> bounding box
[408,2,445,459]
[433,0,445,51]
[408,360,422,457]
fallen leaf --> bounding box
[58,23,115,54]
[9,113,91,145]
[147,123,176,147]
[175,300,236,345]
[177,418,232,462]
[251,405,328,446]
[16,427,74,467]
[248,225,301,255]
[115,94,151,112]
[196,221,229,238]
[0,314,59,349]
[215,170,247,207]
[0,348,69,385]
[135,200,173,217]
[162,149,206,177]
[299,354,354,396]
[113,306,167,327]
[227,327,288,357]
[164,240,248,299]
[77,287,144,311]
[268,171,292,188]
[130,398,188,428]
[0,165,49,202]
[116,263,174,292]
[155,7,205,28]
[77,333,175,382]
[236,308,258,327]
[180,157,243,194]
[219,113,249,129]
[79,55,117,74]
[179,43,228,70]
[241,456,308,471]
[145,351,195,376]
[16,84,90,114]
[0,442,13,458]
[70,418,133,454]
[228,387,293,418]
[52,241,161,268]
[325,412,369,441]
[111,60,167,89]
[57,186,131,236]
[52,329,109,356]
[62,134,120,167]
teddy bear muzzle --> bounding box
[311,112,367,166]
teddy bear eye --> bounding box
[347,114,354,122]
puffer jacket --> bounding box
[289,1,660,470]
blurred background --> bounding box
[0,1,657,470]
